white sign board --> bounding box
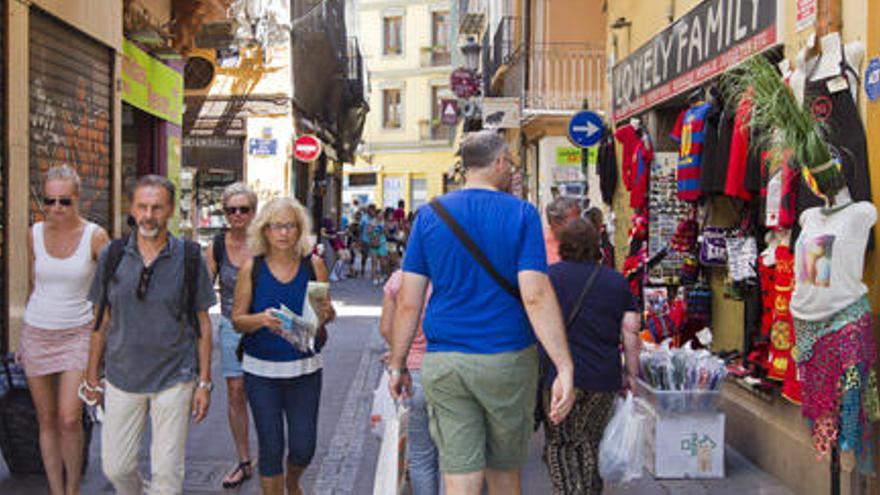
[796,0,817,32]
[482,97,521,129]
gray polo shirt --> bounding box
[88,234,216,393]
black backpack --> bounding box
[93,234,203,337]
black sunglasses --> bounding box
[43,197,73,207]
[224,206,252,215]
[136,265,154,300]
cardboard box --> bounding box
[638,399,725,479]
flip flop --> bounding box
[221,460,253,489]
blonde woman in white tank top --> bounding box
[20,166,109,495]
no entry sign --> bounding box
[294,134,322,162]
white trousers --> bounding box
[102,380,195,495]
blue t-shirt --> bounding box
[402,189,547,354]
[541,261,636,392]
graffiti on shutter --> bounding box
[29,10,112,229]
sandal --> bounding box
[221,460,253,489]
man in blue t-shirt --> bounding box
[388,131,575,494]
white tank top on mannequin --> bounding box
[24,222,97,329]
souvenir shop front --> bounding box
[609,0,880,491]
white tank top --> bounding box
[24,222,98,329]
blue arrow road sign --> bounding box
[568,111,605,148]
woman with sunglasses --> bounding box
[232,197,335,495]
[21,165,110,495]
[205,182,257,489]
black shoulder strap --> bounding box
[251,255,265,303]
[305,255,317,281]
[212,232,226,277]
[429,199,521,301]
[182,240,202,338]
[566,265,601,328]
[93,237,128,331]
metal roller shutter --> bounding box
[29,9,113,229]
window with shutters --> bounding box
[383,16,403,56]
[382,89,402,129]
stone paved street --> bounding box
[0,277,794,494]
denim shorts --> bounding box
[244,370,322,476]
[218,316,243,378]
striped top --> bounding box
[241,258,322,378]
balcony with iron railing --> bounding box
[494,41,605,114]
[419,119,455,142]
[420,46,452,68]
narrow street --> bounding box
[0,277,792,494]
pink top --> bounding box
[384,270,430,370]
[544,226,561,265]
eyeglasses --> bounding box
[43,197,73,207]
[224,206,252,215]
[136,265,154,300]
[268,222,298,232]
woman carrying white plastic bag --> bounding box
[598,392,646,484]
[373,403,409,495]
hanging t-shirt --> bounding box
[790,202,877,321]
[725,93,756,201]
[597,131,618,206]
[670,102,712,201]
[615,124,652,210]
[699,100,725,195]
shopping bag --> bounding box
[372,403,409,495]
[598,392,645,484]
[370,370,395,438]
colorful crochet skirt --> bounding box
[794,296,880,474]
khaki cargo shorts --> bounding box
[421,345,538,474]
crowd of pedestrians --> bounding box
[18,130,640,495]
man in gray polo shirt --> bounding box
[83,175,215,495]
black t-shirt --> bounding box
[701,104,734,195]
[542,261,636,392]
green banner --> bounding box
[121,40,183,125]
[556,146,599,167]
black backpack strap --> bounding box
[305,255,317,282]
[212,232,226,281]
[429,199,521,301]
[565,265,601,328]
[181,240,202,338]
[93,237,128,331]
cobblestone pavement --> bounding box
[0,276,793,494]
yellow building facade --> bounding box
[345,0,457,213]
[606,1,880,491]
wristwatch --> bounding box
[197,380,214,392]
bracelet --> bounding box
[387,368,409,378]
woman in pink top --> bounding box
[379,269,438,495]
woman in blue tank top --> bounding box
[231,197,335,494]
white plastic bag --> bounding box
[598,392,645,484]
[370,370,395,438]
[372,404,409,495]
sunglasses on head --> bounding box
[224,206,252,215]
[43,197,73,207]
[136,265,154,300]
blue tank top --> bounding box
[244,258,315,363]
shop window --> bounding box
[383,16,403,56]
[383,89,402,129]
[349,173,377,187]
[184,56,215,90]
[411,177,428,210]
